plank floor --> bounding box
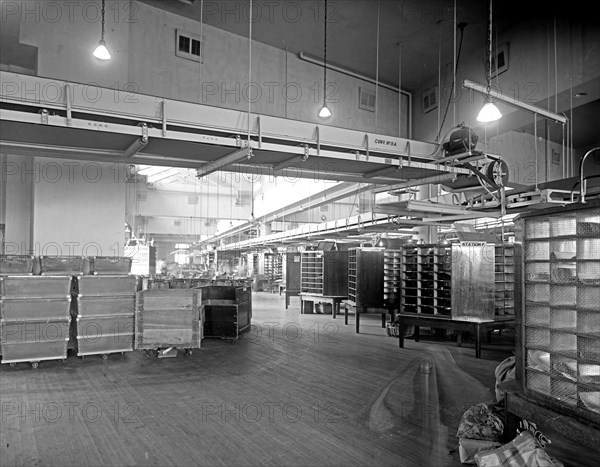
[0,292,588,466]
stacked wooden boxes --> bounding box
[135,288,203,354]
[1,255,72,367]
[199,284,252,339]
[73,271,138,359]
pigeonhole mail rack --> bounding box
[72,275,138,359]
[0,275,72,368]
[135,288,203,357]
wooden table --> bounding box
[342,300,389,334]
[395,314,515,358]
[299,293,346,317]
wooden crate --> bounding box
[39,256,84,275]
[75,315,134,356]
[135,289,202,350]
[83,256,132,275]
[1,297,71,321]
[199,285,252,339]
[0,255,38,275]
[1,318,70,365]
[76,295,135,317]
[0,276,72,298]
[1,319,70,343]
[76,275,138,296]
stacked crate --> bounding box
[1,256,72,368]
[73,272,138,359]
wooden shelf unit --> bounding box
[285,252,301,308]
[348,248,384,307]
[400,243,453,318]
[400,242,516,322]
[516,201,600,425]
[383,249,403,310]
[300,251,348,297]
[264,253,283,282]
[495,244,516,317]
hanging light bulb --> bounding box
[476,0,501,122]
[477,99,502,122]
[318,0,331,119]
[93,0,111,60]
[318,103,331,118]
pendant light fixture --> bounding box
[318,0,331,118]
[93,0,111,60]
[476,0,501,122]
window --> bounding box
[176,29,202,62]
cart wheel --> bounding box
[144,349,156,358]
[31,362,39,369]
[120,352,124,355]
[185,349,192,357]
[60,359,65,364]
[102,354,109,360]
[9,363,16,367]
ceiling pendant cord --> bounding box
[92,0,111,60]
[318,0,331,118]
[375,0,380,132]
[398,41,402,137]
[534,114,539,192]
[248,0,253,148]
[453,0,457,127]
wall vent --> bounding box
[174,219,182,227]
[319,205,329,212]
[137,192,147,202]
[358,87,376,112]
[422,86,438,113]
[491,43,509,77]
[188,195,198,204]
[176,29,202,62]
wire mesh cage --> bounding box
[521,206,600,422]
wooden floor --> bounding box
[0,293,586,466]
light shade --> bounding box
[476,101,502,122]
[318,103,331,118]
[93,39,111,60]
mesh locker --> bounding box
[521,207,600,425]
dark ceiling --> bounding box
[138,0,598,150]
[139,0,588,91]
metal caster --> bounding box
[9,363,16,367]
[102,354,109,360]
[31,362,39,369]
[184,349,192,357]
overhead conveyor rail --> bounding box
[0,71,470,185]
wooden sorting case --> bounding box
[38,256,84,276]
[135,288,203,350]
[199,284,252,339]
[72,275,137,358]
